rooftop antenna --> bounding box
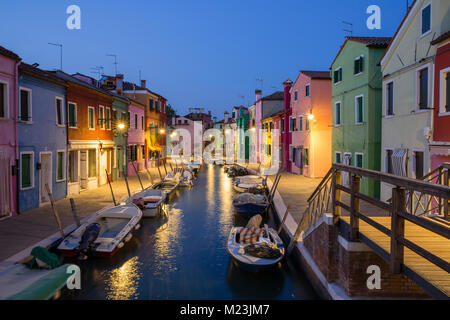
[106,54,118,75]
[139,70,142,82]
[48,43,63,70]
[90,66,104,79]
[342,21,353,36]
[256,77,263,91]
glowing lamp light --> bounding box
[117,123,125,130]
[251,127,256,131]
[308,114,315,120]
[160,129,165,134]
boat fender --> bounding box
[124,233,132,242]
[118,242,124,248]
[135,224,141,231]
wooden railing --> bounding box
[288,164,450,278]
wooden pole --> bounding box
[131,161,144,190]
[157,164,163,181]
[44,183,65,238]
[277,205,290,234]
[105,169,117,206]
[163,160,168,175]
[123,165,131,198]
[390,186,406,274]
[169,162,173,172]
[69,198,81,227]
[349,175,361,241]
[145,167,153,186]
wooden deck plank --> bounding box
[341,216,450,297]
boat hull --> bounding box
[233,203,267,217]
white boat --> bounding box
[226,215,284,272]
[233,175,266,193]
[0,263,75,300]
[127,188,166,217]
[58,203,142,259]
[179,170,194,187]
[153,173,180,196]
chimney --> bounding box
[213,116,217,124]
[224,111,229,124]
[255,89,262,102]
[115,74,124,94]
[140,79,146,88]
[283,79,293,112]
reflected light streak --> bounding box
[105,256,142,300]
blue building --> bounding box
[17,63,68,212]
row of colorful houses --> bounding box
[0,48,168,217]
[218,0,449,200]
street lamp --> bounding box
[308,114,315,120]
[160,129,165,134]
[117,123,125,130]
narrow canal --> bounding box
[62,165,318,300]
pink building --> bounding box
[253,90,262,162]
[171,115,197,159]
[0,46,21,217]
[290,71,332,178]
[127,99,146,175]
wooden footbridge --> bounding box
[289,163,450,299]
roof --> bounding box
[431,30,450,45]
[19,63,67,86]
[331,36,392,68]
[264,109,285,120]
[379,0,417,65]
[260,91,284,102]
[123,81,167,100]
[300,70,331,80]
[0,45,21,61]
[50,70,113,97]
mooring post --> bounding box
[391,186,406,274]
[69,198,81,227]
[277,205,290,235]
[349,174,361,241]
[145,167,153,186]
[131,161,144,190]
[123,165,131,198]
[105,169,117,206]
[157,163,163,181]
[45,183,65,238]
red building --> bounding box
[52,71,114,195]
[430,31,450,173]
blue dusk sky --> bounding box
[0,0,408,118]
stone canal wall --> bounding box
[266,175,430,300]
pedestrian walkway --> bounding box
[0,167,164,263]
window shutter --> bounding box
[339,68,342,82]
[419,69,428,109]
[20,90,29,121]
[354,60,358,74]
[360,57,364,72]
[446,73,450,112]
[21,154,31,188]
[334,70,338,83]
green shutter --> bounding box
[57,152,63,180]
[21,154,31,188]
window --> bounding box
[88,149,96,178]
[418,67,429,109]
[141,116,144,130]
[20,152,34,190]
[299,116,303,131]
[385,149,393,174]
[413,150,424,179]
[302,148,309,166]
[135,114,138,129]
[149,99,154,111]
[305,117,310,131]
[155,101,159,112]
[0,82,7,118]
[334,67,342,84]
[88,107,95,129]
[19,87,32,121]
[354,56,364,75]
[112,110,117,129]
[335,102,341,125]
[386,82,394,116]
[305,84,310,97]
[99,106,105,129]
[127,112,131,128]
[355,153,363,168]
[421,3,431,36]
[68,102,77,127]
[289,117,297,131]
[439,69,450,113]
[56,151,65,181]
[184,119,188,124]
[106,108,111,130]
[294,91,298,101]
[56,97,63,125]
[335,152,342,164]
[355,95,364,123]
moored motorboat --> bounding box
[179,170,194,187]
[233,175,266,193]
[153,173,180,196]
[58,203,142,259]
[227,166,248,178]
[232,193,269,217]
[226,215,284,272]
[128,188,166,217]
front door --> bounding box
[40,153,52,204]
[100,150,107,185]
[80,151,87,189]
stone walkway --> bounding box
[0,167,166,263]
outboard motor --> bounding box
[77,223,101,260]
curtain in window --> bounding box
[0,153,13,216]
[392,148,407,177]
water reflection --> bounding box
[104,256,142,300]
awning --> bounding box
[148,145,162,151]
[392,148,408,176]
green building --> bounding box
[236,106,249,161]
[111,94,130,180]
[331,36,391,198]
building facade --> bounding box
[290,71,332,178]
[127,99,146,175]
[17,64,68,212]
[0,46,20,217]
[380,0,449,200]
[332,37,391,198]
[235,106,249,161]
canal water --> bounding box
[62,165,318,300]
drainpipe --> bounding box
[15,60,21,215]
[283,79,293,172]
